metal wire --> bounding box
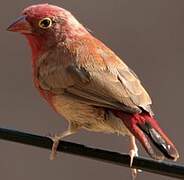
[0,127,183,179]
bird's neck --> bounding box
[60,17,90,40]
[24,34,47,87]
[24,34,54,103]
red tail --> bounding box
[113,110,179,161]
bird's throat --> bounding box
[24,34,45,61]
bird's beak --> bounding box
[7,15,32,34]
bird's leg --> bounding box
[48,122,80,160]
[129,135,139,179]
[49,130,74,160]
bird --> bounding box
[7,3,179,178]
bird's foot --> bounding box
[129,149,138,167]
[129,136,141,179]
[48,133,62,160]
[129,149,139,179]
[47,129,76,160]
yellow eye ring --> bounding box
[38,17,52,29]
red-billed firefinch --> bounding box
[7,3,179,178]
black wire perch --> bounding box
[0,127,183,179]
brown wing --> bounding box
[37,37,152,114]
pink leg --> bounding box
[48,122,80,160]
[129,135,139,179]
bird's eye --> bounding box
[38,18,52,29]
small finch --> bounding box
[7,3,179,178]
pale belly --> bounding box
[51,95,131,136]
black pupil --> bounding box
[41,19,51,27]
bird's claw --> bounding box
[47,133,60,142]
[129,148,138,179]
[47,133,61,160]
[129,136,141,179]
[47,129,76,160]
[129,149,138,167]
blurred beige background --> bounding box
[0,0,184,180]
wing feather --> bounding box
[37,37,153,114]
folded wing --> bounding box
[37,37,152,114]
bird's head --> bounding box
[7,4,89,57]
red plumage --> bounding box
[113,110,178,160]
[7,4,179,177]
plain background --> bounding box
[0,0,184,180]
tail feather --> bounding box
[113,110,179,161]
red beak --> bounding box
[7,15,32,34]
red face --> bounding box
[7,4,67,57]
[7,4,87,58]
[7,4,63,36]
